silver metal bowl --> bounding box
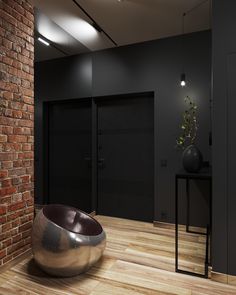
[32,204,106,277]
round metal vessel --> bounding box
[32,204,106,277]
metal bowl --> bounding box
[31,204,106,277]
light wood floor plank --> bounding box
[0,215,235,295]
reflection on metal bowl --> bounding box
[31,204,106,277]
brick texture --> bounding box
[0,0,34,266]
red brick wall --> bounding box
[0,0,34,266]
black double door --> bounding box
[47,94,154,222]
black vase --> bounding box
[182,145,203,173]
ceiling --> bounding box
[33,0,211,62]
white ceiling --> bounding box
[34,8,89,61]
[33,0,211,61]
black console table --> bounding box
[175,168,212,278]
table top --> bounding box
[176,167,212,179]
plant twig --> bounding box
[176,96,198,149]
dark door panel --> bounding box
[97,95,154,222]
[48,100,92,212]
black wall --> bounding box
[212,0,236,276]
[35,30,211,226]
[35,54,92,206]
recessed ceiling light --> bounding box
[38,37,50,46]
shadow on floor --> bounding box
[25,257,103,286]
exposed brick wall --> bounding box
[0,0,34,266]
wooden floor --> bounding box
[0,215,235,295]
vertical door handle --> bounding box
[98,158,105,168]
[84,156,92,168]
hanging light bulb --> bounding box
[180,12,186,87]
[180,73,186,87]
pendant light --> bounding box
[180,73,186,87]
[180,12,186,87]
[180,0,211,87]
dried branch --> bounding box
[176,96,198,149]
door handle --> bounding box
[84,157,91,161]
[84,157,92,168]
[98,158,105,168]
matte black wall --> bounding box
[212,0,236,276]
[35,30,211,226]
[35,54,92,205]
[92,31,211,226]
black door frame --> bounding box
[43,91,157,221]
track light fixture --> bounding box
[92,22,102,33]
[36,33,68,56]
[72,0,117,46]
[38,37,50,46]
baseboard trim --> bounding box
[0,249,32,274]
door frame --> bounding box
[42,91,157,221]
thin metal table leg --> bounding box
[205,225,209,278]
[175,176,178,272]
[209,178,212,266]
[186,178,190,232]
[175,174,211,278]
